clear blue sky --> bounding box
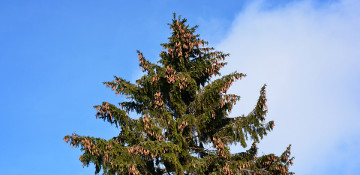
[1,0,359,174]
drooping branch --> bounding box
[94,102,133,128]
[104,76,139,98]
[212,84,274,147]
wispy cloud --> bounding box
[217,0,360,174]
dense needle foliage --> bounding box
[64,14,294,174]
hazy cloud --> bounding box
[217,0,360,174]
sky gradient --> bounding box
[0,0,359,174]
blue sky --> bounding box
[0,0,359,174]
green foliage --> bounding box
[64,14,294,175]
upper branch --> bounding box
[213,84,274,147]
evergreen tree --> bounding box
[64,14,294,175]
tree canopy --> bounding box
[64,14,294,175]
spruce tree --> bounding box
[64,14,294,175]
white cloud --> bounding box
[217,0,360,174]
